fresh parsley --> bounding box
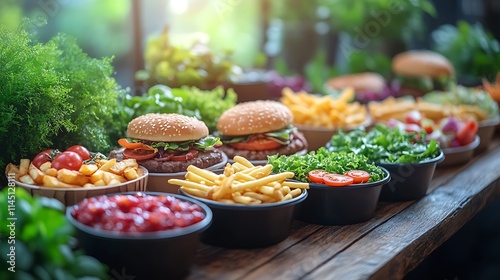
[268,148,386,183]
[327,124,441,164]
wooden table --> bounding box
[187,133,500,280]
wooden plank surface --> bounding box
[188,135,500,280]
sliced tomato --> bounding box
[170,149,199,161]
[308,170,328,184]
[455,119,478,146]
[118,138,144,149]
[345,170,370,184]
[122,148,158,161]
[228,137,282,151]
[323,174,354,187]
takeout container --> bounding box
[440,135,480,167]
[179,188,307,248]
[476,116,500,153]
[378,151,445,201]
[146,152,228,193]
[66,192,212,280]
[296,167,390,225]
[15,167,148,206]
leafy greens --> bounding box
[268,148,386,183]
[0,20,127,183]
[327,124,441,164]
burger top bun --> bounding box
[127,113,209,142]
[392,50,454,78]
[326,72,386,92]
[217,100,293,136]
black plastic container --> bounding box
[297,167,391,225]
[179,188,307,248]
[66,192,212,280]
[378,151,445,201]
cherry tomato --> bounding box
[455,119,478,146]
[308,170,328,184]
[66,145,91,161]
[32,149,57,169]
[51,151,83,171]
[118,138,144,149]
[228,138,282,151]
[170,149,199,161]
[405,110,422,125]
[122,148,158,161]
[323,174,354,187]
[345,170,370,184]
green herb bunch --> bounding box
[268,148,386,183]
[0,21,127,181]
[0,187,108,280]
[327,124,441,163]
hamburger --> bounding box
[113,113,224,173]
[392,50,455,97]
[325,72,393,103]
[214,100,308,161]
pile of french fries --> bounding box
[168,156,309,205]
[280,87,369,128]
[368,97,490,123]
[6,158,143,188]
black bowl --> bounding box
[378,151,445,201]
[296,167,391,225]
[179,188,307,248]
[66,192,212,280]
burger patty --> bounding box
[218,132,307,161]
[109,148,224,173]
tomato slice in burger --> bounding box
[228,138,282,151]
[170,149,199,161]
[118,138,144,149]
[122,148,157,161]
[345,170,370,184]
[323,174,354,187]
[308,170,328,184]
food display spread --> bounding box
[2,11,500,280]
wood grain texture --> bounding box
[187,135,500,280]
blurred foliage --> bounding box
[319,0,435,46]
[40,0,132,58]
[0,18,127,182]
[138,27,241,89]
[271,0,319,22]
[0,0,22,31]
[432,20,500,81]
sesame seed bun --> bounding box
[392,50,454,78]
[326,72,386,92]
[216,100,293,136]
[127,113,209,142]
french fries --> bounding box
[368,96,491,123]
[6,157,143,189]
[168,156,309,205]
[280,87,369,128]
